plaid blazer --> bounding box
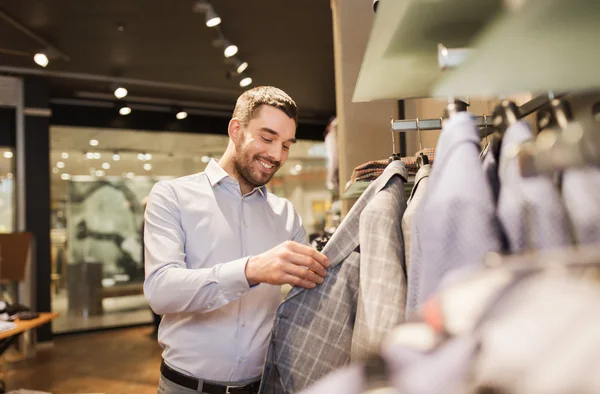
[259,161,408,394]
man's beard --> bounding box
[232,148,280,188]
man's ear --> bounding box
[228,118,242,140]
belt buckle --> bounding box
[225,386,235,394]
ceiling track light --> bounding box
[240,77,253,88]
[34,52,49,67]
[223,39,238,58]
[119,105,132,116]
[114,87,128,99]
[176,110,188,120]
[205,7,221,27]
[232,58,249,74]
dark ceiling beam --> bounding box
[0,66,241,97]
[72,92,331,125]
[0,8,70,61]
[49,101,327,141]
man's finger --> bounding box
[281,274,316,289]
[288,252,327,277]
[284,263,325,285]
[288,241,330,267]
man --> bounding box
[144,86,330,394]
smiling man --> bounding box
[144,86,330,394]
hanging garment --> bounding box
[562,167,600,245]
[300,249,600,394]
[481,133,502,204]
[259,161,408,394]
[351,159,389,183]
[497,123,573,252]
[401,148,436,178]
[406,112,503,319]
[402,164,432,272]
[325,117,339,191]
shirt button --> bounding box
[239,357,244,363]
[242,322,247,327]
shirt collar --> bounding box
[205,159,268,199]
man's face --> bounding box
[232,105,297,188]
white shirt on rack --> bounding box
[144,159,307,382]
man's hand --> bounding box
[245,241,330,289]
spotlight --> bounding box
[144,163,152,171]
[126,172,135,179]
[201,156,210,163]
[61,173,71,180]
[89,139,99,146]
[57,161,65,169]
[114,87,128,99]
[113,153,121,161]
[52,167,59,174]
[93,152,101,159]
[3,151,13,159]
[237,61,249,74]
[223,40,238,58]
[137,153,145,161]
[61,152,69,159]
[240,77,253,88]
[205,7,221,27]
[85,152,95,160]
[102,162,111,170]
[176,111,188,120]
[119,106,131,115]
[144,153,152,160]
[34,53,49,67]
[95,170,105,177]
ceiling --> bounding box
[0,0,336,119]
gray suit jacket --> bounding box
[497,123,573,252]
[259,161,408,394]
[562,167,600,245]
[402,164,431,272]
[406,112,503,318]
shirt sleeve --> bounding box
[143,182,250,315]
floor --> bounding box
[52,291,153,333]
[5,325,162,394]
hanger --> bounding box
[414,118,430,168]
[536,92,572,132]
[388,117,402,163]
[492,99,519,133]
[443,98,469,120]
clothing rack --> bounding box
[390,94,556,133]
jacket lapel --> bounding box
[284,161,408,301]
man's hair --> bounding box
[232,86,298,128]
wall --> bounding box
[330,0,398,213]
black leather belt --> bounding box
[160,360,261,394]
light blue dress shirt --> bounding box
[144,159,308,383]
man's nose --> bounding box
[267,145,283,163]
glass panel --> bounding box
[50,126,330,333]
[0,147,14,233]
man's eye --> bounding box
[262,137,272,143]
[283,145,290,151]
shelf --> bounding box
[353,0,503,102]
[434,0,600,98]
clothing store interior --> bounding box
[0,0,599,393]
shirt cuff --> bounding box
[218,257,251,299]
